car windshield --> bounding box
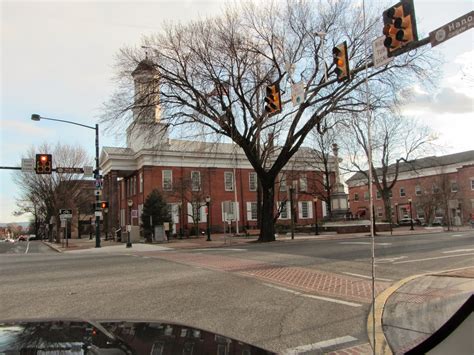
[1,1,473,354]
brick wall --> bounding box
[111,166,328,234]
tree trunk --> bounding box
[382,193,392,224]
[259,180,276,242]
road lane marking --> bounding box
[283,335,358,354]
[342,272,393,282]
[25,241,30,254]
[442,249,474,254]
[191,248,247,252]
[375,256,407,263]
[262,283,362,307]
[339,242,392,246]
[394,253,474,264]
[451,234,463,237]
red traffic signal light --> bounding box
[332,42,350,82]
[35,154,52,174]
[264,82,282,117]
[383,0,418,57]
[100,201,108,209]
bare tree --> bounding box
[342,109,436,223]
[13,143,92,242]
[102,0,437,241]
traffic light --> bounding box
[35,154,52,174]
[100,201,108,209]
[264,82,282,117]
[382,0,418,57]
[332,42,350,82]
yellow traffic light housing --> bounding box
[35,154,52,174]
[332,41,350,82]
[264,82,282,117]
[383,0,418,57]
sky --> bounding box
[1,0,473,223]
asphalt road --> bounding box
[0,230,472,353]
[0,240,56,254]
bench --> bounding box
[245,229,261,238]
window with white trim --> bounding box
[246,202,258,221]
[471,179,474,190]
[187,202,207,223]
[451,181,458,192]
[399,187,405,197]
[139,173,143,193]
[415,185,421,196]
[249,172,257,191]
[376,190,381,199]
[299,175,307,192]
[191,171,201,191]
[364,191,369,201]
[278,201,290,219]
[354,193,359,201]
[298,201,313,219]
[432,184,439,194]
[162,170,172,191]
[224,172,234,191]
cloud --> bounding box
[0,120,51,136]
[400,87,473,114]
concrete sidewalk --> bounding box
[370,266,474,354]
[42,225,471,253]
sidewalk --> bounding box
[42,225,472,252]
[371,266,474,354]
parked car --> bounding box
[432,217,444,226]
[17,235,28,242]
[398,217,419,226]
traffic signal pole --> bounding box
[94,124,101,248]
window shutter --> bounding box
[200,204,207,223]
[308,201,313,219]
[187,202,194,223]
[246,202,252,221]
[298,202,303,219]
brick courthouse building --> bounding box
[100,60,336,237]
[347,151,474,225]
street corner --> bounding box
[41,241,63,253]
[369,266,474,354]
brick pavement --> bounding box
[143,251,391,303]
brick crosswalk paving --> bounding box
[326,342,373,354]
[240,266,389,303]
[144,251,270,272]
[145,251,390,302]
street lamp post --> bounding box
[408,198,414,231]
[127,199,133,248]
[313,197,319,235]
[31,114,101,248]
[205,196,211,241]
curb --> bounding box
[41,241,63,253]
[367,266,474,354]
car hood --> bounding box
[0,319,273,354]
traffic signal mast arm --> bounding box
[279,36,431,106]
